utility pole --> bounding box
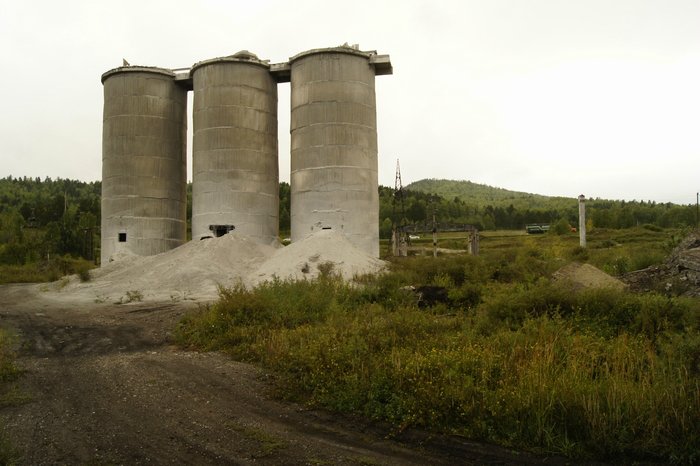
[696,192,699,230]
[392,159,408,256]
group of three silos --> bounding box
[100,46,391,265]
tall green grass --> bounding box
[176,268,699,463]
[0,328,23,464]
[0,255,94,284]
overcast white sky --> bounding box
[1,0,698,204]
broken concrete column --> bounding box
[578,194,587,248]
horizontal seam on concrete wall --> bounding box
[193,105,275,112]
[291,123,375,131]
[290,79,372,86]
[193,126,277,132]
[291,165,375,172]
[104,114,183,122]
[105,215,187,222]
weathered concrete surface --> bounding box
[101,67,188,265]
[191,52,279,242]
[101,46,391,258]
[290,46,389,257]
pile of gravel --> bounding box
[552,262,627,291]
[45,230,386,304]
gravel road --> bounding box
[0,283,570,465]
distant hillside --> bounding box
[405,178,575,210]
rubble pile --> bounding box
[622,231,700,297]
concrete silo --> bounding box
[101,66,188,264]
[289,46,392,257]
[191,51,279,243]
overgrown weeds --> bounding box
[0,255,95,284]
[175,228,699,463]
[0,328,25,465]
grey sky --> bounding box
[1,0,698,204]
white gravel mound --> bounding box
[42,230,386,304]
[248,230,386,286]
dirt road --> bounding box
[0,283,566,465]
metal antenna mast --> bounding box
[392,159,409,256]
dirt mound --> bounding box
[42,231,386,304]
[552,262,627,291]
[622,230,700,296]
[248,230,386,286]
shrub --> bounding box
[550,218,572,235]
[77,265,91,282]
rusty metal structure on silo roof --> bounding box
[100,66,187,264]
[288,45,392,258]
[191,51,279,243]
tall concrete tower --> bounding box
[100,45,391,264]
[191,51,279,243]
[289,46,392,257]
[100,67,188,264]
[578,194,587,248]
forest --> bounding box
[0,175,697,269]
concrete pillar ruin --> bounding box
[578,194,587,248]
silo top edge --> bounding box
[190,56,271,75]
[289,46,377,64]
[101,66,176,84]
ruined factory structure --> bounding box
[100,45,392,265]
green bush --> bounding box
[550,218,572,235]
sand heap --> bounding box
[249,229,386,286]
[622,231,700,297]
[552,262,627,291]
[45,230,386,304]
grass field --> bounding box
[177,227,699,463]
[0,256,94,285]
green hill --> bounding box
[405,178,575,210]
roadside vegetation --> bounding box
[0,328,25,464]
[175,227,700,464]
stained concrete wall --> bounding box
[101,67,188,264]
[289,47,380,257]
[191,52,279,242]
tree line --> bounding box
[0,176,696,265]
[379,186,697,238]
[0,176,100,265]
